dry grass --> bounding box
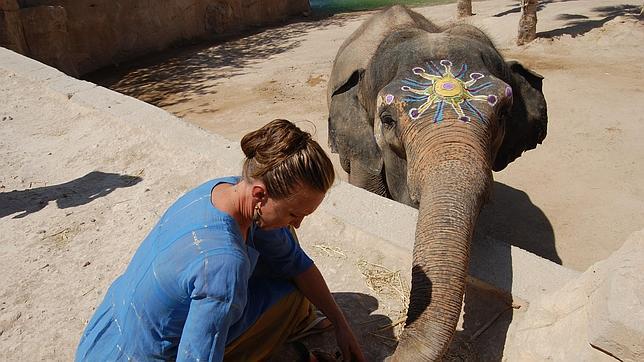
[356,259,410,340]
[313,243,347,258]
[356,259,408,305]
[41,225,80,247]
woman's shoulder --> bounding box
[159,176,241,224]
[190,176,241,197]
[209,176,241,187]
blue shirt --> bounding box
[76,177,314,361]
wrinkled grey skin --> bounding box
[327,6,547,361]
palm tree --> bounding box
[517,0,538,45]
[457,0,472,18]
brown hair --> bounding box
[240,119,335,199]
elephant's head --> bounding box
[328,13,547,360]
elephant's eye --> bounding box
[380,112,396,128]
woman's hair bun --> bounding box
[240,119,335,198]
[241,129,263,159]
[241,119,309,164]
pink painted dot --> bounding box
[385,94,394,104]
[410,108,420,119]
[442,82,455,90]
[505,86,513,97]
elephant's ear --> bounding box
[328,69,383,175]
[493,60,548,171]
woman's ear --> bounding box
[251,183,267,205]
[493,60,548,171]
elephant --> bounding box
[327,5,547,361]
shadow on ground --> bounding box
[85,14,362,110]
[281,287,515,361]
[494,1,640,39]
[478,181,559,264]
[446,281,515,361]
[278,251,521,361]
[0,171,142,219]
[537,4,641,38]
[493,0,575,18]
[441,180,560,359]
[270,292,395,361]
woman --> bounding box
[76,119,365,361]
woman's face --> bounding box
[258,186,325,230]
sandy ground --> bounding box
[96,0,644,272]
[1,0,643,360]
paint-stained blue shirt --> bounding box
[75,177,313,361]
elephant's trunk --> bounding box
[392,137,493,360]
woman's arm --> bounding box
[293,264,366,361]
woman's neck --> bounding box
[212,180,254,241]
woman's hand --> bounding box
[293,265,366,361]
[333,320,366,362]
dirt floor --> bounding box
[94,0,644,272]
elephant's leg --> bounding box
[347,159,390,198]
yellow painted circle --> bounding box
[434,78,463,97]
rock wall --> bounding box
[504,228,644,361]
[0,0,310,76]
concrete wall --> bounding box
[0,0,310,76]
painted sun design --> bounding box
[399,60,499,123]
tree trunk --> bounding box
[517,0,538,45]
[456,0,472,18]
